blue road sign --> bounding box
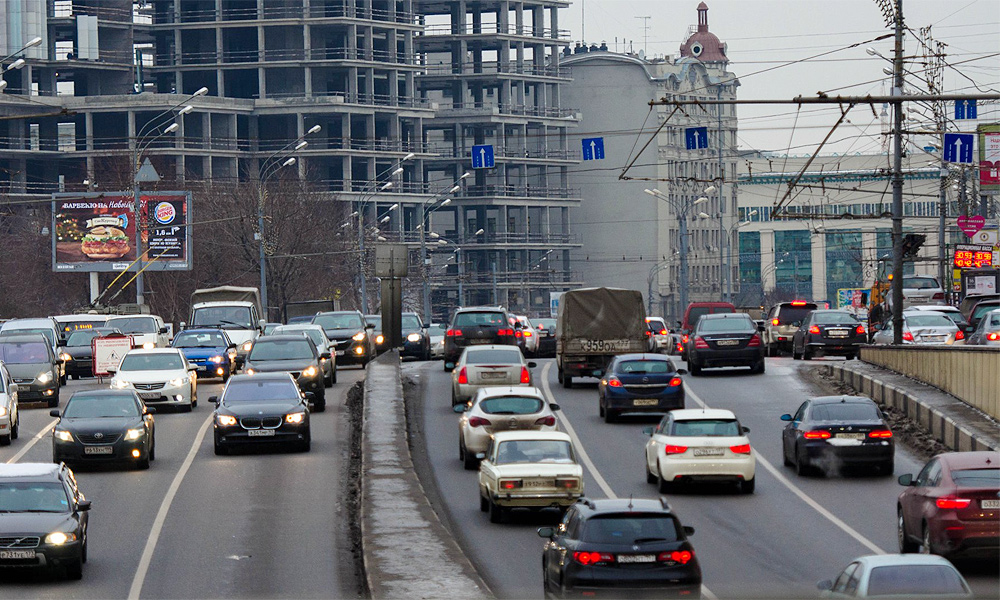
[581,137,605,161]
[954,99,977,120]
[471,144,495,169]
[685,127,708,150]
[943,133,974,164]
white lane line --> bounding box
[5,420,57,464]
[128,414,213,600]
[539,363,718,600]
[683,384,886,556]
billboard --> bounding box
[979,123,1000,195]
[52,191,192,272]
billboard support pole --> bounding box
[89,273,99,304]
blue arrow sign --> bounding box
[954,99,977,120]
[943,133,974,164]
[581,137,605,161]
[685,127,708,150]
[471,144,495,169]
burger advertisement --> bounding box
[52,192,192,272]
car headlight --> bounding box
[168,377,189,387]
[245,368,256,375]
[216,415,237,427]
[59,352,72,362]
[124,428,144,441]
[285,412,305,424]
[376,334,385,344]
[302,366,318,378]
[241,341,253,352]
[44,532,77,545]
[112,379,131,389]
[37,371,53,384]
[210,355,224,364]
[54,429,74,442]
[352,332,366,341]
[0,407,6,418]
[407,333,421,342]
[142,342,156,350]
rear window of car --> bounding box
[671,419,740,436]
[580,514,681,544]
[479,396,544,414]
[454,311,507,328]
[812,312,860,325]
[775,306,815,324]
[617,360,671,374]
[534,319,556,329]
[902,277,940,290]
[687,306,727,327]
[810,403,880,421]
[495,439,573,464]
[950,468,1000,487]
[465,348,522,364]
[865,564,968,596]
[972,303,1000,322]
[697,317,754,333]
[224,379,300,402]
[173,331,228,347]
[905,314,955,328]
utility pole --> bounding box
[889,0,905,345]
[717,85,726,302]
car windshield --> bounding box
[454,312,506,327]
[107,317,157,334]
[64,394,140,418]
[698,318,754,333]
[274,328,324,347]
[580,514,681,544]
[479,396,544,415]
[173,331,228,348]
[191,306,252,328]
[67,330,106,346]
[249,340,314,361]
[905,314,955,328]
[903,277,940,290]
[120,353,184,371]
[402,315,422,330]
[535,319,556,329]
[0,482,69,513]
[810,403,880,421]
[776,306,815,324]
[617,360,671,374]
[950,468,1000,487]
[0,341,49,364]
[427,325,446,337]
[224,379,300,403]
[671,419,741,437]
[813,312,859,325]
[0,328,56,347]
[465,348,522,365]
[866,564,968,596]
[313,314,364,330]
[495,439,574,464]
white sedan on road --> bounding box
[644,408,756,494]
[450,345,535,406]
[871,313,963,345]
[817,554,972,598]
[455,386,559,470]
[111,348,198,411]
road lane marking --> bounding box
[683,384,886,556]
[5,420,57,464]
[128,414,213,600]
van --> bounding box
[0,318,65,383]
[678,302,736,358]
[105,315,170,348]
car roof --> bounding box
[274,324,324,331]
[809,395,875,405]
[0,463,62,479]
[464,344,521,352]
[177,327,227,334]
[0,333,49,343]
[776,301,818,308]
[315,311,362,316]
[574,497,674,515]
[699,313,750,320]
[228,372,292,382]
[905,305,960,313]
[936,451,1000,469]
[255,334,312,342]
[125,348,183,355]
[491,430,571,443]
[475,386,544,400]
[456,306,506,313]
[670,408,737,421]
[69,389,137,399]
[852,553,959,568]
[2,318,56,327]
[613,353,674,362]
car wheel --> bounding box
[802,348,812,361]
[783,441,793,466]
[740,477,756,494]
[65,557,83,580]
[149,438,156,461]
[846,353,857,360]
[480,492,489,513]
[689,360,701,376]
[11,417,18,440]
[136,455,150,470]
[657,462,672,494]
[795,445,809,476]
[898,508,918,553]
[181,402,193,413]
[880,459,894,476]
[488,497,506,523]
[792,347,801,360]
[331,368,337,384]
[298,437,311,453]
[70,374,79,380]
[562,374,572,389]
[313,397,327,413]
[214,442,228,456]
[463,442,479,471]
[48,393,60,408]
[921,523,936,555]
[646,458,657,484]
[755,360,766,374]
[451,388,459,407]
[0,433,10,446]
[598,398,605,417]
[81,535,88,563]
[603,408,616,424]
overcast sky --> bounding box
[558,0,1000,154]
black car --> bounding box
[61,327,122,379]
[311,311,375,366]
[0,334,62,406]
[780,395,894,476]
[598,354,686,422]
[791,310,865,360]
[243,335,327,411]
[534,318,557,358]
[51,390,156,469]
[211,373,311,454]
[365,314,388,355]
[0,462,90,579]
[400,312,431,361]
[686,313,765,376]
[443,306,518,370]
[538,498,701,598]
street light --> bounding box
[645,188,709,318]
[0,36,41,94]
[725,210,756,301]
[419,172,471,323]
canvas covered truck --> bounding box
[188,286,264,367]
[556,287,649,389]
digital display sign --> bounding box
[953,244,995,269]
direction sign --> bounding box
[943,133,974,164]
[685,127,708,150]
[954,99,977,120]
[471,144,495,169]
[581,137,605,160]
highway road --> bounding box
[0,369,366,599]
[407,356,1000,599]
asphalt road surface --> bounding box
[0,368,366,599]
[407,356,1000,599]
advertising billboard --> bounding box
[979,123,1000,196]
[51,191,192,272]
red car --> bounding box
[897,451,1000,559]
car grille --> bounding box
[134,382,165,391]
[79,433,123,444]
[334,339,353,350]
[12,379,33,384]
[240,417,282,429]
[0,536,40,549]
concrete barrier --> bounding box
[860,345,1000,421]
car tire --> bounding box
[463,448,479,471]
[755,360,766,374]
[0,433,10,446]
[65,557,83,580]
[846,353,857,360]
[562,375,572,389]
[794,445,809,476]
[182,403,193,413]
[604,409,617,424]
[298,437,311,453]
[921,523,936,555]
[444,362,454,373]
[81,536,87,563]
[657,463,672,494]
[214,443,228,456]
[48,393,59,408]
[331,368,337,384]
[689,360,701,376]
[740,477,756,494]
[646,459,657,484]
[480,492,489,513]
[792,347,801,360]
[451,388,459,407]
[598,398,605,417]
[11,417,18,440]
[898,508,918,553]
[802,348,812,361]
[488,497,506,524]
[149,439,155,461]
[783,442,793,467]
[136,455,150,470]
[880,459,894,476]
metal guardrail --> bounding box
[860,345,1000,421]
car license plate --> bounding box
[84,445,114,455]
[523,479,552,488]
[469,339,492,345]
[0,550,36,560]
[716,339,740,346]
[693,447,725,456]
[981,499,1000,509]
[633,398,659,406]
[247,429,275,437]
[335,350,346,356]
[480,371,507,380]
[138,392,160,400]
[836,433,865,439]
[617,554,656,563]
[828,329,849,338]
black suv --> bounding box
[538,497,701,598]
[443,306,518,370]
[311,311,375,367]
[0,463,91,579]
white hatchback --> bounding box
[644,408,756,494]
[111,348,198,411]
[455,386,559,470]
[450,345,535,405]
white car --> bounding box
[891,276,946,309]
[455,386,559,470]
[872,313,963,345]
[643,408,756,494]
[427,323,446,359]
[111,348,197,411]
[966,308,1000,346]
[451,345,535,406]
[514,315,539,357]
[817,554,972,598]
[0,362,19,445]
[272,324,337,386]
[477,430,583,523]
[105,315,171,348]
[646,317,671,353]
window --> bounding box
[0,482,70,513]
[313,313,364,329]
[616,360,672,374]
[580,514,681,544]
[454,311,506,327]
[810,403,880,422]
[173,332,228,347]
[478,396,544,415]
[120,353,184,371]
[465,348,521,364]
[0,342,51,364]
[812,312,860,326]
[495,440,573,464]
[950,468,1000,487]
[248,339,315,361]
[832,563,859,594]
[866,565,969,596]
[671,419,741,437]
[64,394,140,418]
[223,379,300,402]
[107,317,159,334]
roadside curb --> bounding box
[360,351,491,599]
[822,362,999,452]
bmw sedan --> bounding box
[686,313,765,375]
[791,310,866,360]
[781,395,894,476]
[598,354,685,423]
[211,373,311,454]
[51,390,155,469]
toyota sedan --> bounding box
[110,348,197,411]
[51,390,155,469]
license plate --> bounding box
[480,371,507,380]
[84,445,113,455]
[523,479,552,488]
[633,398,660,406]
[247,429,275,437]
[693,447,725,456]
[836,433,865,439]
[617,554,656,563]
[469,339,492,345]
[828,330,849,338]
[138,392,160,400]
[0,550,36,560]
[716,339,740,346]
[336,350,345,356]
[981,500,1000,509]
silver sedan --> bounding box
[450,345,535,405]
[965,308,1000,346]
[871,313,963,345]
[455,386,560,470]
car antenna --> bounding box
[628,494,633,510]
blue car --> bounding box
[598,354,686,423]
[171,328,237,381]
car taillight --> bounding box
[936,497,972,509]
[523,330,532,337]
[748,334,761,347]
[791,301,807,306]
[808,325,821,335]
[664,444,688,455]
[694,337,708,349]
[554,477,579,489]
[606,377,623,388]
[668,377,682,387]
[803,430,831,439]
[682,334,689,343]
[902,331,914,342]
[573,551,615,566]
[989,332,999,341]
[457,367,468,384]
[646,330,652,337]
[499,479,522,490]
[498,328,514,336]
[657,550,693,565]
[468,416,491,428]
[729,444,752,454]
[932,292,945,300]
[515,330,522,338]
[772,318,779,326]
[520,366,531,384]
[534,416,556,427]
[446,329,462,337]
[868,429,893,438]
[856,325,866,335]
[955,330,964,340]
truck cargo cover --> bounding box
[191,286,262,312]
[556,287,647,341]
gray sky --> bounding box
[559,0,1000,154]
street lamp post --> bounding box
[644,188,708,318]
[0,36,41,94]
[419,173,470,324]
[726,210,756,302]
[436,228,484,308]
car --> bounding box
[781,395,894,476]
[110,348,198,411]
[0,463,91,580]
[645,317,671,353]
[598,354,685,423]
[400,312,431,361]
[967,298,1000,330]
[365,314,389,355]
[261,322,282,335]
[965,308,1000,346]
[896,451,1000,559]
[0,318,66,384]
[451,345,535,405]
[243,334,327,411]
[0,334,62,407]
[532,318,557,358]
[170,328,237,381]
[686,313,765,376]
[427,323,447,359]
[51,390,156,470]
[817,554,972,598]
[871,312,964,345]
[104,315,171,348]
[679,301,736,357]
[958,292,999,324]
[210,373,311,454]
[905,305,972,334]
[61,327,123,379]
[538,497,701,597]
[454,386,560,470]
[477,431,583,523]
[791,309,866,360]
[513,315,539,357]
[272,324,337,386]
[443,306,518,370]
[311,311,375,366]
[764,301,818,356]
[52,314,109,345]
[0,361,20,445]
[643,408,756,493]
[898,275,947,309]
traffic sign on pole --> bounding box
[471,144,495,169]
[954,99,977,120]
[581,137,605,160]
[685,127,708,150]
[943,133,974,164]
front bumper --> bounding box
[400,338,426,358]
[13,382,59,402]
[53,436,148,463]
[215,422,309,447]
[332,340,370,364]
[0,538,83,570]
[127,381,192,405]
[188,358,232,379]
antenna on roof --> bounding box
[628,494,633,510]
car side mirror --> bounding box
[228,344,237,350]
[422,324,429,329]
[898,473,914,486]
[676,368,688,375]
[780,414,793,422]
[537,527,555,538]
[320,352,331,360]
[816,580,833,592]
[145,407,156,415]
[757,324,766,332]
[549,403,560,411]
[741,426,751,434]
[366,324,376,330]
[208,396,219,405]
[49,409,61,418]
[445,362,455,370]
[642,426,654,435]
[475,452,485,460]
[188,366,198,372]
[452,404,466,413]
[179,321,186,330]
[527,361,537,369]
[683,526,695,536]
[76,500,92,512]
[790,321,801,328]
